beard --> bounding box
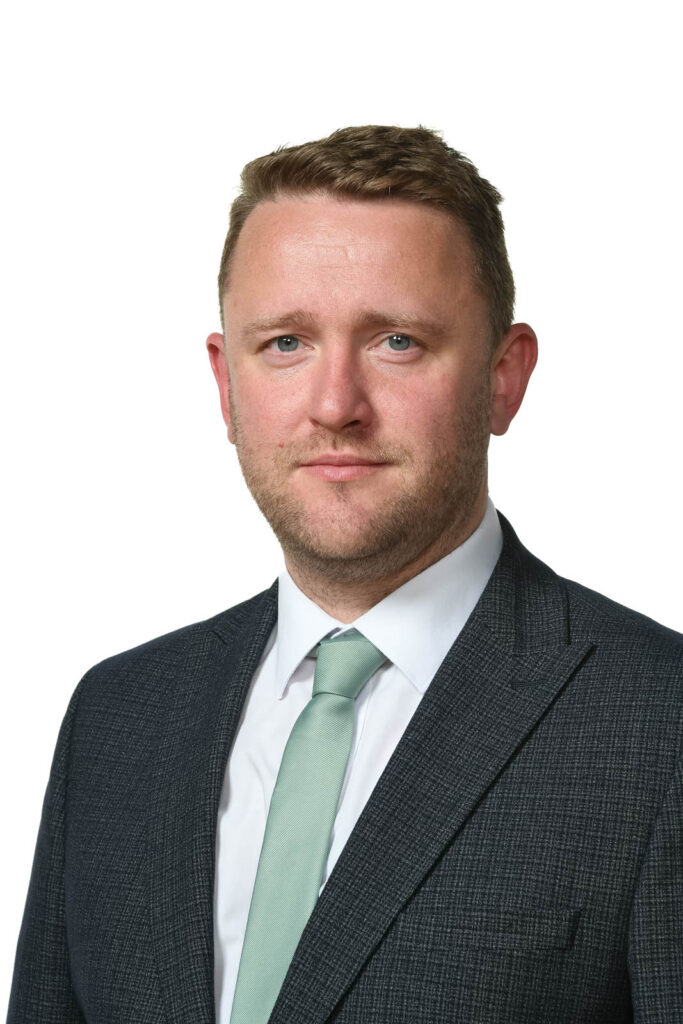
[229,373,492,586]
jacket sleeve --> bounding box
[6,682,87,1024]
[628,748,683,1021]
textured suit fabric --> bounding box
[7,513,683,1024]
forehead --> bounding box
[223,194,482,326]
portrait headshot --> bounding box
[2,3,681,1023]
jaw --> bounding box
[264,469,473,578]
[238,426,490,588]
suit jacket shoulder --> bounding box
[499,512,682,666]
[74,583,279,710]
[564,573,683,651]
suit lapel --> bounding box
[270,517,594,1024]
[148,584,278,1024]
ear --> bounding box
[490,323,538,436]
[206,332,234,443]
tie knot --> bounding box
[312,628,387,700]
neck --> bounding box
[284,493,488,623]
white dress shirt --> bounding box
[213,498,503,1023]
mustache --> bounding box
[276,437,410,467]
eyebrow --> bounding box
[239,309,450,340]
[240,310,317,338]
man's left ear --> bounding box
[490,323,538,436]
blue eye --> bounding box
[386,334,413,351]
[272,335,300,352]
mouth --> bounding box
[299,453,389,482]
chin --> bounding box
[289,529,376,562]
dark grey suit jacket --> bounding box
[7,514,683,1023]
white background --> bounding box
[2,0,681,1008]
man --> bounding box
[7,126,682,1024]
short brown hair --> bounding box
[218,125,515,347]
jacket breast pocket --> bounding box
[444,905,582,956]
[394,893,584,965]
[353,903,587,1022]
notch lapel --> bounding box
[148,584,278,1024]
[270,518,595,1024]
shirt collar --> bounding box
[274,497,503,698]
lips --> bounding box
[301,454,385,467]
[299,454,389,481]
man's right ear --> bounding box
[206,332,234,443]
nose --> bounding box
[307,346,373,433]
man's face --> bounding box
[211,195,499,584]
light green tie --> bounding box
[229,628,387,1024]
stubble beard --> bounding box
[229,379,492,586]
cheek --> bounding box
[393,374,490,457]
[233,374,302,439]
[383,377,462,436]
